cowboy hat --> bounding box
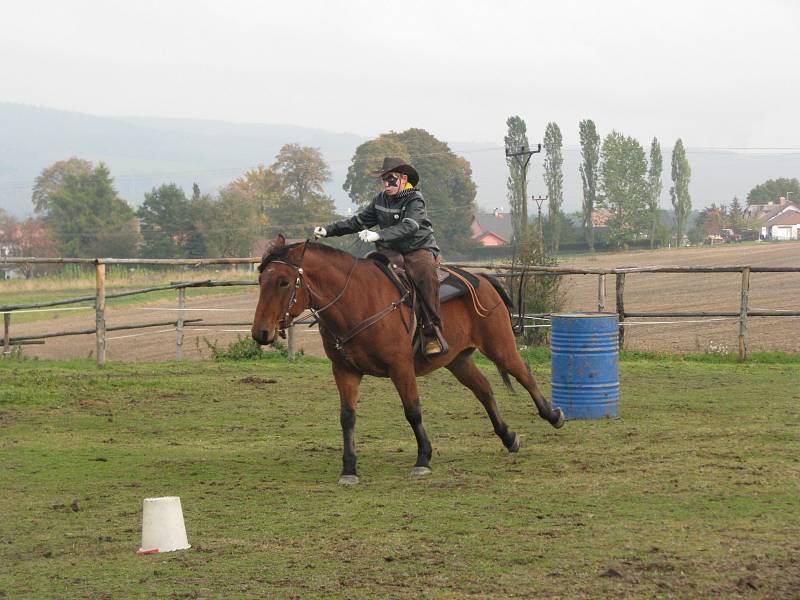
[371,157,419,187]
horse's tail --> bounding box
[496,366,516,395]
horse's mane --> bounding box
[257,241,356,273]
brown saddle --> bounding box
[364,250,481,306]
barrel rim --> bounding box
[551,312,618,318]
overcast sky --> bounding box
[4,0,800,150]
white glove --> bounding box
[358,230,380,243]
[313,226,327,239]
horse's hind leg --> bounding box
[481,336,564,429]
[446,349,519,452]
[332,362,363,485]
[389,363,433,475]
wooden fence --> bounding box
[2,257,799,366]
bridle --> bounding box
[264,242,359,339]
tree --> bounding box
[32,158,93,214]
[728,196,745,231]
[578,119,601,251]
[269,144,338,238]
[192,187,261,258]
[670,139,692,246]
[33,161,139,257]
[504,116,532,250]
[344,129,478,251]
[137,184,195,258]
[646,137,663,248]
[600,131,648,248]
[543,122,564,254]
[746,178,800,205]
[343,137,409,206]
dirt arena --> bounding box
[8,242,799,361]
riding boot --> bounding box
[405,249,448,356]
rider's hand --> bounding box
[313,226,327,239]
[358,230,380,243]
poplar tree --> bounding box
[670,139,692,246]
[646,137,663,248]
[543,122,564,253]
[578,119,600,251]
[504,116,530,248]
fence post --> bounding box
[95,261,106,368]
[738,267,750,362]
[3,312,10,356]
[615,273,626,349]
[176,287,186,361]
[597,274,606,312]
[287,323,296,361]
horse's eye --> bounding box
[278,280,290,288]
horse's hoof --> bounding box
[508,432,520,453]
[410,466,432,477]
[551,408,565,429]
[338,474,359,486]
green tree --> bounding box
[670,139,692,246]
[504,116,531,249]
[137,183,194,258]
[34,161,139,257]
[646,137,663,248]
[32,157,93,214]
[192,186,261,258]
[746,177,800,205]
[269,144,338,238]
[343,137,409,206]
[578,119,601,251]
[600,131,648,248]
[543,122,564,254]
[728,196,745,231]
[344,129,477,251]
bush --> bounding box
[203,336,303,361]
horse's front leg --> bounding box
[332,362,363,485]
[389,364,433,476]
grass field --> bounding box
[1,353,798,599]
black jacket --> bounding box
[325,188,440,255]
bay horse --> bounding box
[251,234,564,485]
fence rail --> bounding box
[2,257,799,364]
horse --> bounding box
[251,234,564,485]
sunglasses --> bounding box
[382,174,400,186]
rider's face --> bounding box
[382,172,407,196]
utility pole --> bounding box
[532,195,547,255]
[505,144,542,249]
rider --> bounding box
[313,157,448,357]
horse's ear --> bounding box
[262,234,286,258]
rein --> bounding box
[268,244,410,349]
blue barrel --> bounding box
[551,313,619,420]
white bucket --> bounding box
[138,496,191,554]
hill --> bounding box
[2,103,800,219]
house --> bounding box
[765,209,800,240]
[0,223,24,280]
[743,198,800,239]
[470,210,513,246]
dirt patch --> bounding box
[6,242,799,361]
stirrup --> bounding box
[422,325,449,357]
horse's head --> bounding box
[251,234,311,345]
